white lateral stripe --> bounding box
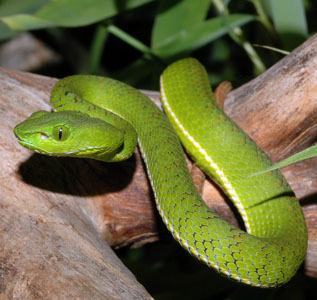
[160,76,251,233]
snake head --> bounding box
[14,110,125,161]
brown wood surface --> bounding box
[1,34,317,298]
[0,72,153,299]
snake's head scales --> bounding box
[14,110,125,161]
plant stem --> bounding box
[249,0,276,37]
[108,24,152,54]
[90,23,109,74]
[212,0,266,74]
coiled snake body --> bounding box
[14,58,307,287]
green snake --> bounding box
[14,58,307,287]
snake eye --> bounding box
[52,125,69,141]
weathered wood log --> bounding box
[1,34,317,298]
[224,35,317,278]
[0,71,153,299]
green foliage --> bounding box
[152,13,254,58]
[0,0,154,37]
[250,144,317,177]
[0,0,311,85]
[262,0,308,49]
[150,0,254,59]
[0,0,311,80]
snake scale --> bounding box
[14,58,307,287]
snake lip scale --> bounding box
[14,58,307,288]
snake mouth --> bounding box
[14,130,54,155]
[16,135,102,157]
[17,140,34,149]
[16,139,56,156]
[14,126,50,141]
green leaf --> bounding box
[35,0,154,27]
[151,0,211,49]
[0,0,51,39]
[262,0,308,49]
[0,0,154,40]
[153,14,254,59]
[0,22,16,40]
[0,0,50,17]
[1,14,54,31]
[250,145,317,177]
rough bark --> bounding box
[0,71,153,299]
[1,34,317,298]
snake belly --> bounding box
[15,58,307,288]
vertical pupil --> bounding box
[59,127,63,140]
